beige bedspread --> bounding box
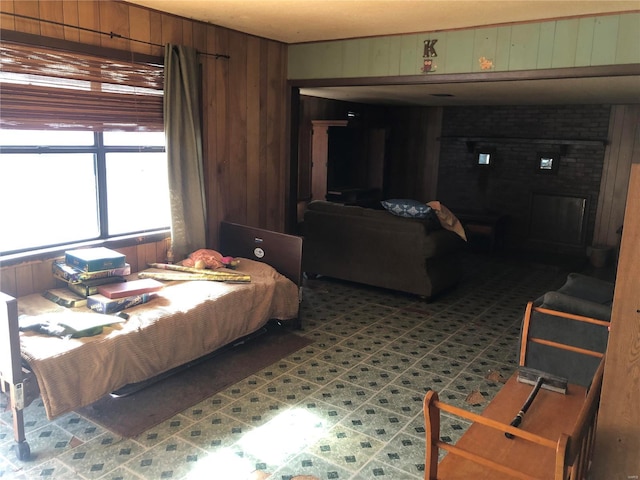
[18,259,299,419]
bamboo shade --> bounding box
[0,41,163,131]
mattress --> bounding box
[17,258,299,419]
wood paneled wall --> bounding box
[0,0,290,295]
[594,105,640,249]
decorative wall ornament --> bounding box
[422,39,438,73]
[479,56,494,70]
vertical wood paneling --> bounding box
[160,12,182,45]
[398,34,419,75]
[342,38,361,77]
[356,38,371,78]
[61,0,80,42]
[444,29,475,73]
[616,13,640,64]
[266,40,285,230]
[494,25,512,71]
[591,15,620,65]
[0,268,17,298]
[551,19,578,68]
[258,40,270,228]
[97,1,129,50]
[127,5,152,55]
[228,30,249,222]
[386,35,402,76]
[147,10,163,56]
[246,36,262,227]
[38,0,65,39]
[0,0,16,30]
[13,0,40,34]
[32,260,56,293]
[594,105,637,247]
[214,26,230,238]
[135,243,157,270]
[574,17,595,66]
[509,22,540,71]
[593,163,640,479]
[472,27,498,73]
[76,1,102,47]
[368,36,391,77]
[536,21,555,69]
[14,264,33,297]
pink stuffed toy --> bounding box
[182,249,238,269]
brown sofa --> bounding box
[301,200,467,298]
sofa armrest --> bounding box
[536,291,612,322]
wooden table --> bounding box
[436,374,587,479]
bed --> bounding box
[0,221,303,461]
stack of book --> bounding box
[46,247,162,313]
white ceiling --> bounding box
[123,0,640,106]
[123,0,639,44]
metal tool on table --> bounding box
[505,367,568,439]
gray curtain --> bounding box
[164,44,207,262]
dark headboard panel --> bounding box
[219,222,303,287]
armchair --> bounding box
[519,273,613,387]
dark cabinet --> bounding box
[311,120,386,206]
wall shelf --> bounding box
[441,136,608,147]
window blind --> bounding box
[0,41,164,131]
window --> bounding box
[0,37,169,256]
[0,130,170,255]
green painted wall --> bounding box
[288,12,640,79]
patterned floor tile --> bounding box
[123,437,206,480]
[175,411,250,450]
[222,395,287,429]
[270,451,354,480]
[287,359,348,385]
[313,381,375,411]
[366,349,414,374]
[373,431,426,478]
[57,433,146,480]
[339,403,411,443]
[259,375,319,405]
[317,345,370,370]
[131,414,193,448]
[368,384,425,418]
[413,354,468,379]
[306,424,384,473]
[338,365,395,391]
[24,458,84,479]
[351,458,422,479]
[336,333,389,356]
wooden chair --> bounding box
[423,300,608,479]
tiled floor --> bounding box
[1,252,574,480]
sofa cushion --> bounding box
[427,201,467,241]
[539,291,612,321]
[381,198,431,218]
[556,273,614,305]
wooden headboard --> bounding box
[219,222,303,287]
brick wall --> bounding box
[437,105,610,253]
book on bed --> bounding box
[65,247,126,272]
[97,279,164,299]
[87,293,153,314]
[66,276,126,297]
[43,288,88,308]
[53,261,131,284]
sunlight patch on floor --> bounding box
[184,407,328,479]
